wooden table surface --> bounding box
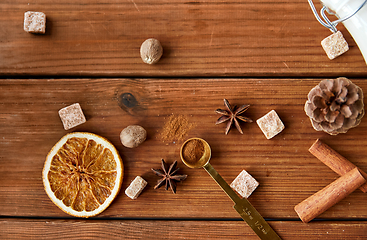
[1,1,367,239]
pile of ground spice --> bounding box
[182,139,204,165]
[159,114,194,143]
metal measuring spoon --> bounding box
[180,138,282,240]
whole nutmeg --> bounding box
[140,38,163,64]
[120,125,147,148]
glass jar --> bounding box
[321,0,367,64]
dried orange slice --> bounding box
[43,132,123,218]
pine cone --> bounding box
[304,77,364,135]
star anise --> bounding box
[216,99,253,134]
[151,159,187,194]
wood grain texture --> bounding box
[1,78,367,220]
[1,1,366,77]
[1,219,367,240]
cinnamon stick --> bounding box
[294,168,366,223]
[309,139,367,193]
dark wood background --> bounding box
[1,0,367,77]
[1,1,367,239]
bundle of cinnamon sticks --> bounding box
[294,139,367,223]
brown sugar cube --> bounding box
[24,11,46,34]
[125,176,148,200]
[321,31,349,60]
[256,110,285,139]
[230,170,259,198]
[58,103,86,130]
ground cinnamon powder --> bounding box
[160,114,194,143]
[182,139,204,164]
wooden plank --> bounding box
[1,219,367,240]
[1,1,366,77]
[1,78,367,219]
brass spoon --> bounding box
[180,138,282,240]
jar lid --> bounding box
[308,0,367,32]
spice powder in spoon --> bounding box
[182,139,205,165]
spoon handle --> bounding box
[203,163,241,203]
[203,163,282,240]
[233,202,282,240]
